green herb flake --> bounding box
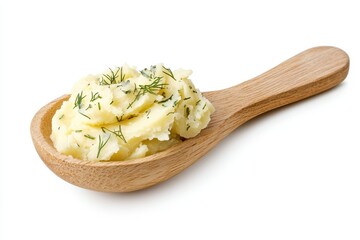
[84,134,95,140]
[116,115,123,122]
[158,94,173,104]
[97,134,111,158]
[101,126,126,143]
[100,67,120,85]
[73,91,86,109]
[120,67,126,82]
[173,100,179,107]
[90,91,102,102]
[127,77,167,109]
[162,66,176,81]
[79,111,91,119]
[202,103,207,110]
[185,107,190,118]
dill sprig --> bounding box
[162,66,176,81]
[120,67,126,82]
[140,77,167,94]
[101,125,126,143]
[97,134,111,158]
[100,67,120,85]
[73,91,86,109]
[127,77,167,109]
[90,91,102,102]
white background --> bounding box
[1,0,359,239]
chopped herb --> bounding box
[116,115,123,122]
[90,91,102,102]
[162,66,176,81]
[127,77,167,109]
[140,77,167,94]
[110,100,114,105]
[79,111,91,119]
[196,100,201,105]
[58,126,60,130]
[128,114,136,119]
[202,103,207,110]
[97,134,111,158]
[59,114,64,120]
[100,67,120,85]
[97,102,101,110]
[75,130,83,133]
[86,104,92,110]
[186,124,190,131]
[120,67,126,82]
[76,143,80,147]
[73,91,86,109]
[84,134,95,140]
[146,110,151,119]
[192,90,198,93]
[158,94,173,103]
[173,100,179,107]
[101,125,126,143]
[185,107,190,118]
[184,97,191,101]
[122,90,131,94]
[167,111,175,116]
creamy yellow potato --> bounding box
[50,64,215,161]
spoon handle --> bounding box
[211,46,349,131]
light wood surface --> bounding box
[30,46,349,192]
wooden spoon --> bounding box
[31,46,349,192]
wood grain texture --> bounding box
[30,46,349,192]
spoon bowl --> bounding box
[31,46,349,192]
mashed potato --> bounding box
[50,64,215,161]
